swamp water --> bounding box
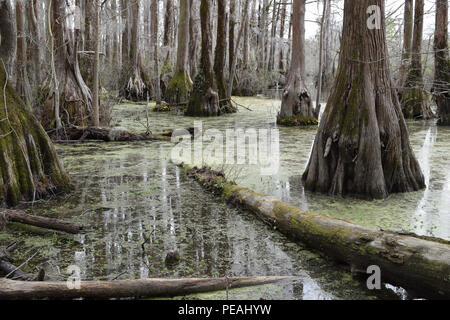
[1,97,448,300]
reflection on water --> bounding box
[1,97,448,300]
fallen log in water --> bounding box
[0,210,84,234]
[0,276,293,300]
[183,166,450,299]
[49,126,170,143]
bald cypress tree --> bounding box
[303,0,425,199]
[0,0,71,206]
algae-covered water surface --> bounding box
[2,97,448,300]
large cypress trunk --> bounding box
[277,0,317,126]
[43,0,92,130]
[185,0,220,117]
[400,0,434,120]
[434,0,450,125]
[0,4,71,207]
[302,0,425,199]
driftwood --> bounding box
[49,126,170,143]
[0,276,294,300]
[0,210,84,234]
[183,166,450,299]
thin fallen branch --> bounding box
[0,276,294,300]
[183,166,450,299]
[0,245,32,281]
[1,210,84,234]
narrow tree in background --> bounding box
[119,0,152,101]
[92,0,100,126]
[166,0,193,104]
[214,0,228,102]
[151,0,162,103]
[434,0,449,125]
[186,0,220,117]
[278,0,317,126]
[401,0,434,120]
[15,0,32,108]
[398,0,413,88]
[303,0,425,199]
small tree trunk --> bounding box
[303,0,425,199]
[92,0,100,127]
[434,0,450,125]
[228,0,251,100]
[15,0,32,108]
[119,0,152,102]
[151,0,162,103]
[401,0,434,120]
[278,2,287,72]
[398,0,413,89]
[277,0,317,126]
[186,0,219,117]
[26,0,44,93]
[315,0,327,114]
[166,0,193,104]
[214,0,228,102]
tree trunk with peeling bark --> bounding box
[0,4,71,207]
[277,0,317,126]
[302,0,425,199]
[434,0,450,125]
[401,0,434,120]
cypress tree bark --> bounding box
[303,0,425,199]
[186,0,220,117]
[277,0,317,126]
[401,0,434,120]
[398,0,413,89]
[214,0,228,102]
[119,0,152,102]
[434,0,450,125]
[0,3,71,207]
[43,0,92,130]
[165,0,193,104]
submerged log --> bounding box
[49,126,170,143]
[0,210,84,234]
[0,276,293,300]
[183,166,450,299]
[0,244,32,281]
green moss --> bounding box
[277,114,318,127]
[165,70,193,103]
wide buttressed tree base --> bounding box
[0,63,71,207]
[302,0,425,199]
